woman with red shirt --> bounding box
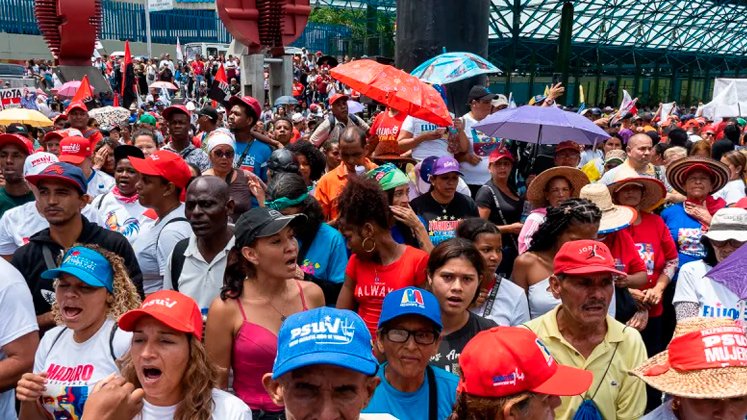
[335,175,429,336]
[610,175,678,412]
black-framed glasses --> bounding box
[213,150,235,159]
[383,328,439,345]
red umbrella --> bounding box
[330,59,452,127]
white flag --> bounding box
[176,37,183,62]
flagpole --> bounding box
[144,0,153,59]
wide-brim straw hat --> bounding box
[666,156,730,196]
[630,317,747,399]
[608,176,666,213]
[579,183,637,234]
[526,166,590,207]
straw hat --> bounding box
[630,317,747,399]
[608,176,666,213]
[526,167,590,207]
[579,183,636,234]
[666,156,730,196]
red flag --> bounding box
[69,75,93,105]
[113,94,120,107]
[121,41,132,97]
[215,64,227,84]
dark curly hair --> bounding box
[267,173,325,242]
[528,198,601,253]
[286,140,327,182]
[338,175,391,230]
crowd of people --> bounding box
[0,51,746,420]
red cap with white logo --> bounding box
[458,326,593,397]
[553,239,627,277]
[118,290,203,340]
[58,136,92,164]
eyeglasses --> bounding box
[212,150,234,159]
[383,328,439,345]
[710,238,746,248]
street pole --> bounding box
[144,0,153,58]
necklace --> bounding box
[267,302,288,322]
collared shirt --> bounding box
[314,159,377,221]
[162,141,211,173]
[524,305,647,420]
[163,234,234,312]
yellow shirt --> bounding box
[525,306,647,420]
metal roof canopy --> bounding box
[489,0,747,58]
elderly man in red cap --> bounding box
[309,93,370,147]
[525,239,647,420]
[66,101,103,146]
[160,105,210,172]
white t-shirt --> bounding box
[712,179,746,205]
[460,112,497,186]
[471,277,530,326]
[34,318,131,419]
[87,170,116,197]
[673,259,746,321]
[133,204,191,294]
[0,259,38,419]
[92,192,149,244]
[134,388,252,419]
[400,116,450,162]
[163,235,235,312]
[0,201,102,256]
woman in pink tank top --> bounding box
[205,208,324,419]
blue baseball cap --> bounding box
[40,246,114,292]
[26,162,87,195]
[377,287,442,331]
[272,307,378,379]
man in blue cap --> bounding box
[262,307,380,419]
[363,286,458,420]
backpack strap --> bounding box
[109,322,119,362]
[95,192,108,210]
[327,113,336,135]
[155,217,189,247]
[169,238,191,292]
[42,245,57,270]
[48,327,69,352]
[426,365,438,420]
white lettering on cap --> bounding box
[288,315,355,347]
[142,298,178,309]
[62,143,81,154]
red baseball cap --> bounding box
[228,95,261,119]
[66,101,88,114]
[129,150,191,189]
[0,133,34,155]
[555,140,582,154]
[162,104,191,121]
[553,239,627,277]
[43,128,83,144]
[118,290,203,340]
[329,93,349,106]
[458,326,593,398]
[489,147,514,164]
[58,136,92,164]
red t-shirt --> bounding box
[602,229,648,315]
[369,111,406,143]
[624,213,678,317]
[191,60,205,76]
[292,82,304,98]
[346,245,429,336]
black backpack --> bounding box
[168,237,190,292]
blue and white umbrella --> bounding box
[411,52,501,85]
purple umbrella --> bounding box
[472,105,610,145]
[706,243,747,300]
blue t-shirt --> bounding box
[660,203,706,269]
[298,223,348,284]
[363,363,458,420]
[234,140,272,182]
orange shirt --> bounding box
[314,159,378,221]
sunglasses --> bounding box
[212,150,235,159]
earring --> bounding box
[361,237,376,253]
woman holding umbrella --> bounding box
[673,208,747,322]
